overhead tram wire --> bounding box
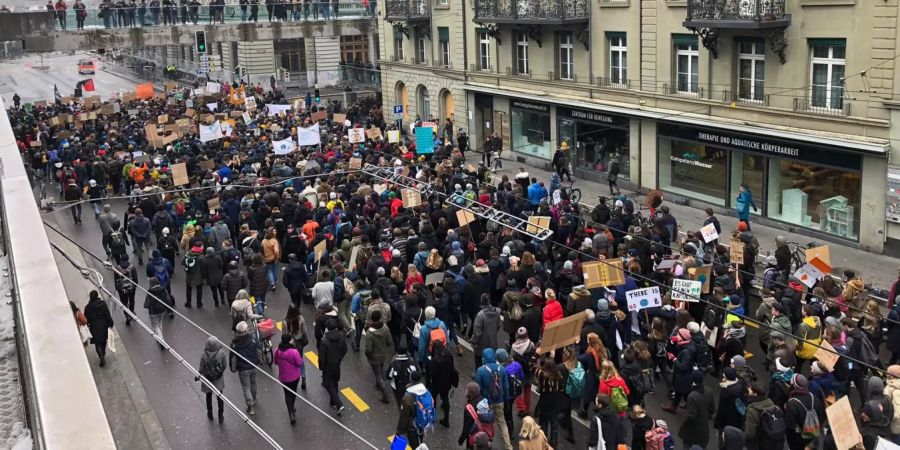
[48,241,285,450]
[42,222,383,450]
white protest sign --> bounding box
[199,121,224,143]
[206,102,218,112]
[671,279,702,302]
[219,121,233,137]
[266,104,291,116]
[192,88,205,97]
[387,129,400,143]
[297,123,321,146]
[205,81,219,94]
[348,127,366,144]
[273,138,296,155]
[625,286,662,312]
[244,96,257,111]
[793,257,830,289]
[700,223,719,243]
[242,111,252,125]
[552,190,562,205]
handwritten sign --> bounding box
[526,216,551,235]
[814,340,840,372]
[333,113,346,124]
[311,110,327,122]
[700,223,719,243]
[171,162,189,186]
[730,240,744,265]
[402,189,422,208]
[541,311,588,353]
[387,129,400,143]
[583,259,626,288]
[625,286,662,312]
[348,157,362,170]
[456,210,476,227]
[366,128,382,140]
[671,279,702,302]
[688,265,713,294]
[348,128,366,144]
[826,396,863,450]
[158,114,169,124]
[314,240,327,263]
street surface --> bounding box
[0,52,136,106]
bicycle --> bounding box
[560,181,582,205]
[787,241,819,273]
[253,317,275,367]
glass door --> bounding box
[729,151,766,216]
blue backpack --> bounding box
[154,262,170,287]
[413,391,436,435]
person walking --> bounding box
[63,179,83,224]
[247,255,269,315]
[679,370,715,449]
[364,310,395,404]
[183,244,205,308]
[197,336,226,423]
[429,339,459,427]
[129,208,152,265]
[607,153,621,195]
[222,261,250,307]
[84,290,114,367]
[386,340,420,407]
[274,334,305,424]
[735,183,757,230]
[201,247,225,307]
[282,253,308,306]
[98,204,119,257]
[318,317,347,415]
[471,294,501,371]
[552,142,572,182]
[144,276,170,348]
[113,258,138,326]
[397,370,433,448]
[230,321,260,415]
[475,348,512,450]
[262,227,281,290]
[518,415,551,450]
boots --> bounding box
[301,377,307,391]
[289,409,296,425]
[97,346,106,367]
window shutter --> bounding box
[808,38,846,47]
[672,34,698,46]
[438,27,449,42]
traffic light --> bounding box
[195,30,207,54]
[314,88,320,103]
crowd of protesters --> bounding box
[8,77,900,450]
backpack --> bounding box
[412,391,436,435]
[760,406,787,445]
[201,353,226,381]
[631,368,654,395]
[428,327,447,355]
[509,373,524,398]
[241,236,257,262]
[343,276,356,297]
[411,310,423,339]
[694,343,713,372]
[116,273,135,294]
[154,263,170,287]
[790,394,820,439]
[565,362,585,398]
[610,385,629,413]
[735,397,747,416]
[508,298,523,321]
[184,254,200,274]
[110,231,125,248]
[160,237,175,254]
[487,366,503,402]
[466,404,495,446]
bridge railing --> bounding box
[9,2,374,31]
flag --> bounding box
[81,79,95,92]
[54,84,61,103]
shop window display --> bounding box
[658,138,728,205]
[511,106,551,160]
[766,160,860,239]
[558,111,630,180]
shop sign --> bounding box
[511,100,548,113]
[659,123,862,170]
[563,108,629,127]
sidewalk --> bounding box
[492,159,900,295]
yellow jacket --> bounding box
[262,237,281,264]
[796,315,822,360]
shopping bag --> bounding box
[79,324,91,346]
[390,434,408,450]
[108,328,117,353]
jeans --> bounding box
[149,313,164,343]
[133,237,151,262]
[92,201,102,217]
[320,3,329,18]
[493,402,513,450]
[240,8,247,20]
[266,262,278,285]
[238,370,258,407]
[71,204,82,222]
[255,292,266,315]
[283,378,300,413]
[208,283,224,305]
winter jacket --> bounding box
[785,392,824,448]
[183,249,205,287]
[679,388,715,447]
[318,328,347,370]
[598,376,630,417]
[796,315,822,360]
[475,349,510,404]
[364,323,394,364]
[521,305,543,343]
[588,407,625,450]
[282,261,308,295]
[471,305,501,357]
[262,237,281,263]
[84,297,113,341]
[144,284,171,316]
[416,318,448,363]
[199,337,227,393]
[201,254,225,286]
[883,377,900,434]
[499,290,523,334]
[886,305,900,356]
[744,397,778,450]
[566,288,592,317]
[247,265,269,297]
[542,299,563,333]
[273,346,303,383]
[714,379,747,431]
[230,333,259,371]
[398,383,427,438]
[221,268,249,303]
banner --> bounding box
[387,129,400,144]
[297,123,321,146]
[625,287,662,312]
[671,279,702,302]
[273,138,297,155]
[415,126,434,154]
[199,121,224,143]
[347,127,366,144]
[266,104,291,116]
[135,82,154,100]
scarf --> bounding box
[511,338,532,357]
[773,368,794,385]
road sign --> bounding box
[393,105,403,114]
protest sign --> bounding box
[456,210,475,227]
[199,121,224,143]
[314,240,327,263]
[402,189,422,208]
[219,121,234,137]
[826,396,862,450]
[157,114,169,124]
[688,265,713,294]
[171,162,189,186]
[273,138,296,155]
[333,113,346,124]
[50,116,60,126]
[242,112,252,125]
[582,259,626,288]
[311,110,327,122]
[700,223,719,243]
[805,245,831,269]
[366,128,382,140]
[877,438,900,450]
[205,81,219,94]
[671,279,702,302]
[349,157,362,170]
[164,81,178,93]
[387,129,400,144]
[625,287,662,312]
[730,240,744,265]
[373,184,387,195]
[297,124,321,146]
[100,104,114,115]
[425,272,444,286]
[347,127,366,144]
[207,197,220,214]
[415,126,434,154]
[814,340,840,372]
[794,257,831,289]
[526,216,551,235]
[198,159,215,171]
[348,245,360,271]
[244,96,257,111]
[266,104,291,116]
[175,118,193,134]
[541,311,588,353]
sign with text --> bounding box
[730,240,744,265]
[688,265,713,294]
[366,128,382,140]
[526,216,551,235]
[311,110,327,122]
[314,240,327,263]
[171,162,189,186]
[625,287,662,312]
[415,126,434,154]
[582,259,626,288]
[826,396,863,450]
[402,189,422,208]
[333,113,347,124]
[456,210,476,227]
[387,129,400,144]
[347,127,366,144]
[348,157,362,170]
[700,223,719,243]
[671,279,702,302]
[805,245,831,269]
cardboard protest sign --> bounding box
[688,265,713,294]
[625,287,662,312]
[794,257,831,289]
[333,113,346,124]
[814,340,840,372]
[164,81,178,93]
[78,112,89,121]
[348,157,362,170]
[244,96,257,111]
[366,128,382,140]
[347,127,366,144]
[526,216,551,235]
[157,114,169,124]
[311,110,327,122]
[387,129,400,144]
[199,121,224,143]
[242,112,252,125]
[50,116,60,126]
[198,159,215,171]
[185,108,197,118]
[84,96,101,108]
[805,245,831,269]
[88,112,97,120]
[456,210,476,227]
[314,240,327,263]
[826,396,863,450]
[583,259,626,288]
[144,124,162,148]
[700,223,719,243]
[122,92,136,102]
[100,104,114,115]
[402,189,422,208]
[175,118,193,134]
[729,240,744,265]
[348,245,360,271]
[425,272,444,286]
[541,311,588,353]
[671,279,702,302]
[171,162,189,186]
[207,197,220,214]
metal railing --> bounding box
[663,82,704,98]
[338,64,381,89]
[596,76,630,89]
[793,96,850,117]
[686,0,787,23]
[11,2,372,31]
[384,0,431,19]
[505,66,531,77]
[0,100,116,449]
[474,0,589,21]
[722,89,770,107]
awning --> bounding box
[463,84,890,157]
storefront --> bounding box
[511,100,552,160]
[658,123,864,241]
[557,108,630,180]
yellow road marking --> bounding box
[341,387,370,412]
[304,351,319,369]
[744,351,754,359]
[387,435,413,450]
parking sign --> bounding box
[393,105,403,114]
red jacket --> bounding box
[599,376,630,417]
[542,299,563,332]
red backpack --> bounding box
[465,404,494,446]
[428,327,447,354]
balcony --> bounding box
[385,0,431,22]
[474,0,589,24]
[684,0,790,29]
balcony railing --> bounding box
[596,77,630,89]
[474,0,589,24]
[722,89,770,107]
[684,0,790,28]
[338,64,381,89]
[384,0,432,21]
[663,83,704,99]
[793,97,850,117]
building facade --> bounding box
[378,0,900,254]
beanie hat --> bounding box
[730,355,746,369]
[687,321,701,334]
[516,327,528,338]
[775,357,790,372]
[792,374,809,389]
[723,367,737,381]
[495,348,509,363]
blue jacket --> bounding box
[475,349,510,404]
[735,190,756,220]
[527,183,547,205]
[416,318,448,363]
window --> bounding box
[435,0,448,5]
[280,51,306,73]
[675,37,699,93]
[737,40,765,101]
[415,35,426,64]
[516,32,529,75]
[478,30,491,71]
[438,27,450,68]
[393,28,404,61]
[810,40,846,110]
[558,32,574,80]
[608,33,627,85]
[341,35,369,64]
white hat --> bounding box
[89,179,97,187]
[329,192,336,199]
[447,255,458,266]
[162,227,170,236]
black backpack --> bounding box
[110,231,126,248]
[694,343,714,373]
[760,406,787,446]
[116,272,135,294]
